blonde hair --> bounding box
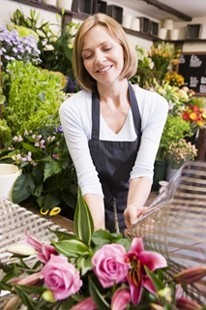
[72,13,138,91]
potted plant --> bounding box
[166,138,198,181]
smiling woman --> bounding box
[59,13,168,234]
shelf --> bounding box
[7,0,206,44]
[7,0,89,21]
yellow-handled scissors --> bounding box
[40,207,61,217]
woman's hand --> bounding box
[124,205,148,228]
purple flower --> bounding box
[41,254,82,301]
[92,243,129,288]
[0,25,41,69]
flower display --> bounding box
[182,104,206,128]
[164,71,185,87]
[0,25,41,70]
[0,191,205,309]
[0,125,77,212]
[167,138,198,169]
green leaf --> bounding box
[144,266,165,291]
[12,173,35,203]
[88,276,110,310]
[73,188,94,246]
[52,239,91,258]
[14,286,37,309]
[76,255,93,276]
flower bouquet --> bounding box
[167,138,198,169]
[1,185,206,309]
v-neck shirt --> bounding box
[59,84,168,197]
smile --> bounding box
[97,65,112,73]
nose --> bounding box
[95,49,106,65]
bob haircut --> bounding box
[72,13,138,91]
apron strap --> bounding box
[91,83,141,140]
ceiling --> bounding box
[116,0,206,21]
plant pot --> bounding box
[166,166,178,182]
[56,0,73,10]
[42,0,57,5]
[152,159,167,191]
[0,164,22,200]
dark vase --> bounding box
[152,159,167,191]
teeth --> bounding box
[99,66,111,73]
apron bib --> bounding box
[88,84,141,232]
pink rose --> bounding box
[41,254,82,300]
[92,243,129,288]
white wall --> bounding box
[1,0,206,52]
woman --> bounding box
[59,13,168,233]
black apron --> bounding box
[88,83,141,233]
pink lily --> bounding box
[111,287,131,310]
[125,238,167,305]
[25,230,57,263]
[70,297,97,310]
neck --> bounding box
[97,79,129,105]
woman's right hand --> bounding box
[124,205,148,228]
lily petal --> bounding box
[139,251,167,271]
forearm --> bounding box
[127,176,152,209]
[83,193,105,231]
[124,176,152,228]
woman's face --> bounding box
[81,25,124,86]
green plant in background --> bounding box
[157,114,193,160]
[2,60,66,135]
[0,125,77,215]
[9,8,80,92]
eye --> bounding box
[82,53,93,60]
[103,46,112,52]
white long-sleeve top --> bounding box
[59,84,168,197]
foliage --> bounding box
[9,8,80,92]
[0,24,41,70]
[131,42,181,89]
[0,125,77,213]
[0,191,205,310]
[9,9,59,67]
[157,114,193,160]
[2,60,66,136]
[167,138,198,169]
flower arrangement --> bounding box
[182,103,206,128]
[164,71,185,87]
[0,25,41,70]
[0,124,77,213]
[167,138,198,169]
[0,191,205,309]
[149,42,181,81]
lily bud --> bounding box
[111,287,131,310]
[42,290,56,303]
[3,295,21,310]
[158,287,172,303]
[150,304,164,310]
[70,297,97,310]
[6,242,36,256]
[174,265,206,284]
[176,297,202,310]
